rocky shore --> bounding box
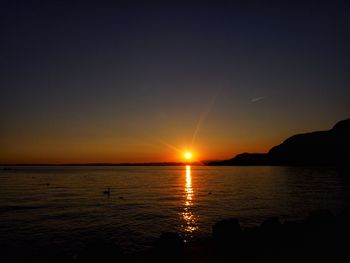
[3,209,349,262]
[132,209,350,262]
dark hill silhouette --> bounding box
[208,118,350,166]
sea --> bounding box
[0,165,349,256]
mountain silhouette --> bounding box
[208,118,350,166]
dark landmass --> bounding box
[2,209,349,262]
[208,118,350,166]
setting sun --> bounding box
[184,152,192,160]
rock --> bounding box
[154,232,184,262]
[212,218,241,243]
[260,217,282,253]
[76,240,124,262]
[306,210,335,228]
[261,217,281,232]
[212,219,242,261]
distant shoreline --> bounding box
[1,162,204,167]
[1,163,346,167]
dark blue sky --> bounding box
[1,1,349,163]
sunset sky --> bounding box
[1,1,349,164]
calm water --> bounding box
[0,166,349,255]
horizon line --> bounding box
[0,161,208,166]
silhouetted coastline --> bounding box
[1,209,349,262]
[208,118,350,166]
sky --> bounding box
[1,0,349,164]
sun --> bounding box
[184,152,192,160]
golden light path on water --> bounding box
[181,165,199,240]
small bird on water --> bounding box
[103,188,111,195]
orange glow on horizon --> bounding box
[0,132,276,164]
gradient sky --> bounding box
[1,1,349,164]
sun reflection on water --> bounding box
[181,165,198,240]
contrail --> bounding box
[251,96,267,103]
[190,92,219,147]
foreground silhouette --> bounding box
[208,118,350,166]
[1,209,349,262]
[133,209,350,263]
